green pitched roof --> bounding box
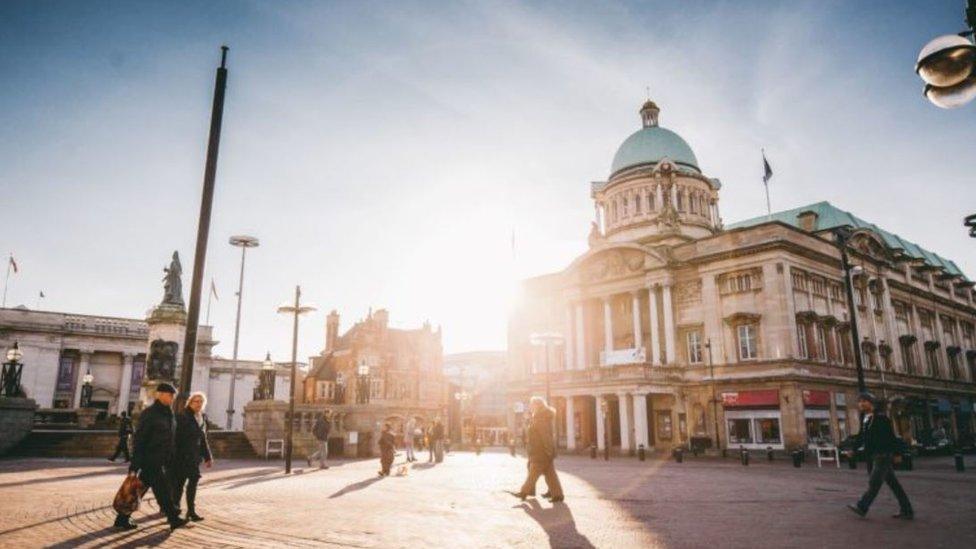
[727,201,969,280]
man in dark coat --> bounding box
[846,392,913,519]
[109,411,133,462]
[378,423,396,476]
[307,412,331,469]
[432,419,445,463]
[172,392,212,521]
[511,396,564,502]
[113,382,187,530]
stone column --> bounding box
[648,286,661,366]
[662,284,676,364]
[564,303,575,371]
[117,353,134,414]
[617,393,631,453]
[595,396,606,451]
[565,396,576,450]
[73,351,91,408]
[934,312,947,377]
[633,392,649,448]
[879,277,901,370]
[655,185,663,209]
[575,302,586,369]
[631,291,643,350]
[603,297,614,356]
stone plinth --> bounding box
[76,408,98,429]
[0,397,38,455]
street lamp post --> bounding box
[915,0,976,108]
[704,339,722,453]
[226,234,259,430]
[80,371,94,408]
[277,286,316,474]
[1,341,25,397]
[835,227,867,394]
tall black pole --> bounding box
[837,228,867,394]
[178,46,229,407]
[285,285,300,474]
[706,339,721,452]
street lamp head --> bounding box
[851,265,865,276]
[357,363,369,376]
[277,303,317,315]
[229,235,260,248]
[923,76,976,108]
[263,351,274,370]
[916,34,976,88]
[82,371,93,385]
[6,341,23,362]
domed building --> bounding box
[507,101,976,456]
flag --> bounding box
[39,291,45,298]
[762,151,773,185]
[8,255,17,274]
[210,279,219,301]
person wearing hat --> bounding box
[113,382,188,531]
[846,392,913,520]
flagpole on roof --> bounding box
[762,149,773,220]
[2,254,13,308]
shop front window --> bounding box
[806,418,832,444]
[727,419,753,444]
[837,412,848,441]
[755,418,781,444]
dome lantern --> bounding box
[640,100,660,128]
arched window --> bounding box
[622,196,629,217]
[676,189,685,212]
[648,188,655,211]
[634,191,642,214]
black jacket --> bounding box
[855,413,899,458]
[312,416,331,442]
[379,431,395,455]
[117,416,133,438]
[174,410,212,472]
[129,400,176,473]
[526,406,556,463]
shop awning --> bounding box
[722,390,780,408]
[802,390,830,407]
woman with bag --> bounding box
[172,391,213,522]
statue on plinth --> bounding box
[162,251,184,307]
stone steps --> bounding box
[8,430,258,460]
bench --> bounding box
[265,439,285,460]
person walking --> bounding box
[109,411,133,462]
[172,391,213,522]
[113,382,187,531]
[846,392,913,520]
[378,423,396,476]
[427,424,436,463]
[510,396,564,503]
[307,412,331,469]
[404,417,417,462]
[432,419,445,463]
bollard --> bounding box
[740,447,749,466]
[638,444,646,462]
[791,449,803,468]
[509,443,516,457]
[955,452,965,472]
[905,454,913,471]
[590,445,597,459]
[721,448,727,459]
[604,444,610,461]
[767,446,774,462]
[673,447,684,463]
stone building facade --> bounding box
[0,306,294,430]
[291,308,447,456]
[507,100,976,455]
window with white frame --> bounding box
[797,323,809,359]
[686,330,703,364]
[725,410,784,448]
[737,324,758,360]
[815,323,828,361]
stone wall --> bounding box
[0,397,38,455]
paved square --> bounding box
[0,452,974,548]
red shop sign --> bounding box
[721,390,780,408]
[802,390,831,407]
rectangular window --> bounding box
[56,354,76,392]
[727,419,753,444]
[815,324,828,361]
[754,418,782,444]
[737,324,758,360]
[797,323,808,359]
[655,411,673,440]
[836,410,848,441]
[926,348,940,377]
[370,378,383,399]
[686,330,702,364]
[902,344,916,374]
[130,355,145,394]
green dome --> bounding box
[610,101,699,176]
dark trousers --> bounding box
[172,468,201,514]
[857,454,912,513]
[115,465,179,524]
[111,437,130,461]
[380,451,394,475]
[520,459,563,498]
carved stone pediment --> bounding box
[673,280,702,304]
[580,248,647,283]
[723,312,761,325]
[848,230,893,264]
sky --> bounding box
[1,0,974,363]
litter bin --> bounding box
[791,449,803,468]
[673,447,684,463]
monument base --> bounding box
[0,397,38,455]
